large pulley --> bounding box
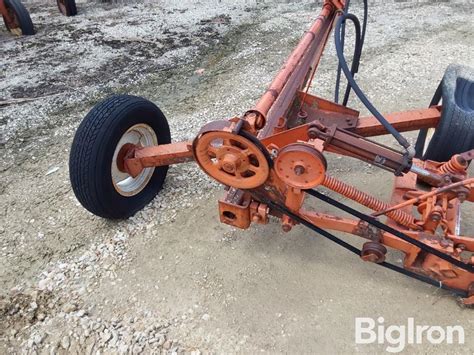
[193,129,270,189]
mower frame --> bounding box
[108,0,474,304]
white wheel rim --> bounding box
[422,127,435,156]
[111,123,157,196]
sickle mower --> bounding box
[69,0,474,305]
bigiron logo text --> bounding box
[355,317,465,353]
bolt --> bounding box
[468,282,474,296]
[439,239,450,248]
[297,110,308,121]
[294,164,305,176]
[282,223,292,232]
[307,127,319,139]
[457,192,468,202]
[459,157,467,166]
[223,163,234,173]
[457,244,467,251]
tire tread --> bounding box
[69,95,170,219]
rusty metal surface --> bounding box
[124,141,193,177]
[256,2,337,137]
[353,106,441,136]
[106,0,474,302]
[287,92,359,129]
[274,143,327,189]
[218,189,251,229]
[1,0,19,31]
[193,130,270,189]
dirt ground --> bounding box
[1,0,473,354]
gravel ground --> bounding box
[1,0,473,354]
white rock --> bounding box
[46,166,60,176]
[60,335,70,350]
[38,278,50,291]
[101,330,112,343]
[32,333,44,345]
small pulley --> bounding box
[274,143,327,189]
[193,130,270,189]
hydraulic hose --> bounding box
[334,0,351,104]
[334,12,412,151]
[334,0,368,106]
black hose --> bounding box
[334,12,411,150]
[335,0,367,105]
[340,14,362,106]
[334,0,351,104]
[341,0,368,106]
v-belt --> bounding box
[257,190,472,298]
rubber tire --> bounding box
[2,0,34,35]
[415,64,474,162]
[57,0,77,16]
[69,95,171,219]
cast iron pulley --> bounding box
[193,130,270,189]
[274,143,327,189]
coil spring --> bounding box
[322,175,415,228]
[438,155,468,175]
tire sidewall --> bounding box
[4,0,34,35]
[90,98,170,218]
[56,0,77,16]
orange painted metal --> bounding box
[274,143,327,189]
[259,106,441,150]
[218,189,252,229]
[438,154,469,175]
[354,106,441,137]
[250,201,269,224]
[322,175,417,228]
[193,131,270,189]
[374,178,474,219]
[116,0,473,302]
[1,0,17,30]
[288,91,360,130]
[124,141,193,177]
[256,2,337,137]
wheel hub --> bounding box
[217,146,248,174]
[111,124,157,196]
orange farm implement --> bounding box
[69,0,474,305]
